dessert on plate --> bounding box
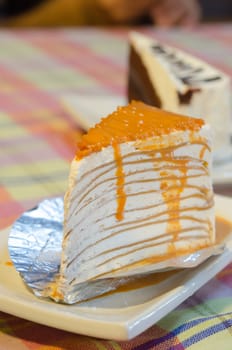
[51,100,215,303]
[128,32,232,161]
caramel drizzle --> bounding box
[69,143,209,220]
[65,138,213,276]
[114,141,209,224]
[67,140,211,231]
[69,140,210,220]
[159,149,188,252]
[113,143,126,221]
[199,144,208,160]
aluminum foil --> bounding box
[9,197,225,304]
[8,197,63,297]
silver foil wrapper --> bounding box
[9,197,224,304]
[8,197,63,297]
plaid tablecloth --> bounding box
[0,25,232,349]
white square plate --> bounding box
[0,195,232,341]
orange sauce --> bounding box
[113,143,126,221]
[50,288,64,302]
[76,101,204,159]
[200,144,208,160]
[159,155,188,242]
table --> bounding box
[0,24,232,349]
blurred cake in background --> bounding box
[128,32,232,162]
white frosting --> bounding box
[129,32,232,161]
[58,125,214,290]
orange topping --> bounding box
[76,101,204,159]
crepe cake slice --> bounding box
[128,32,232,162]
[52,100,215,303]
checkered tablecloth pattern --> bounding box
[0,25,232,349]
